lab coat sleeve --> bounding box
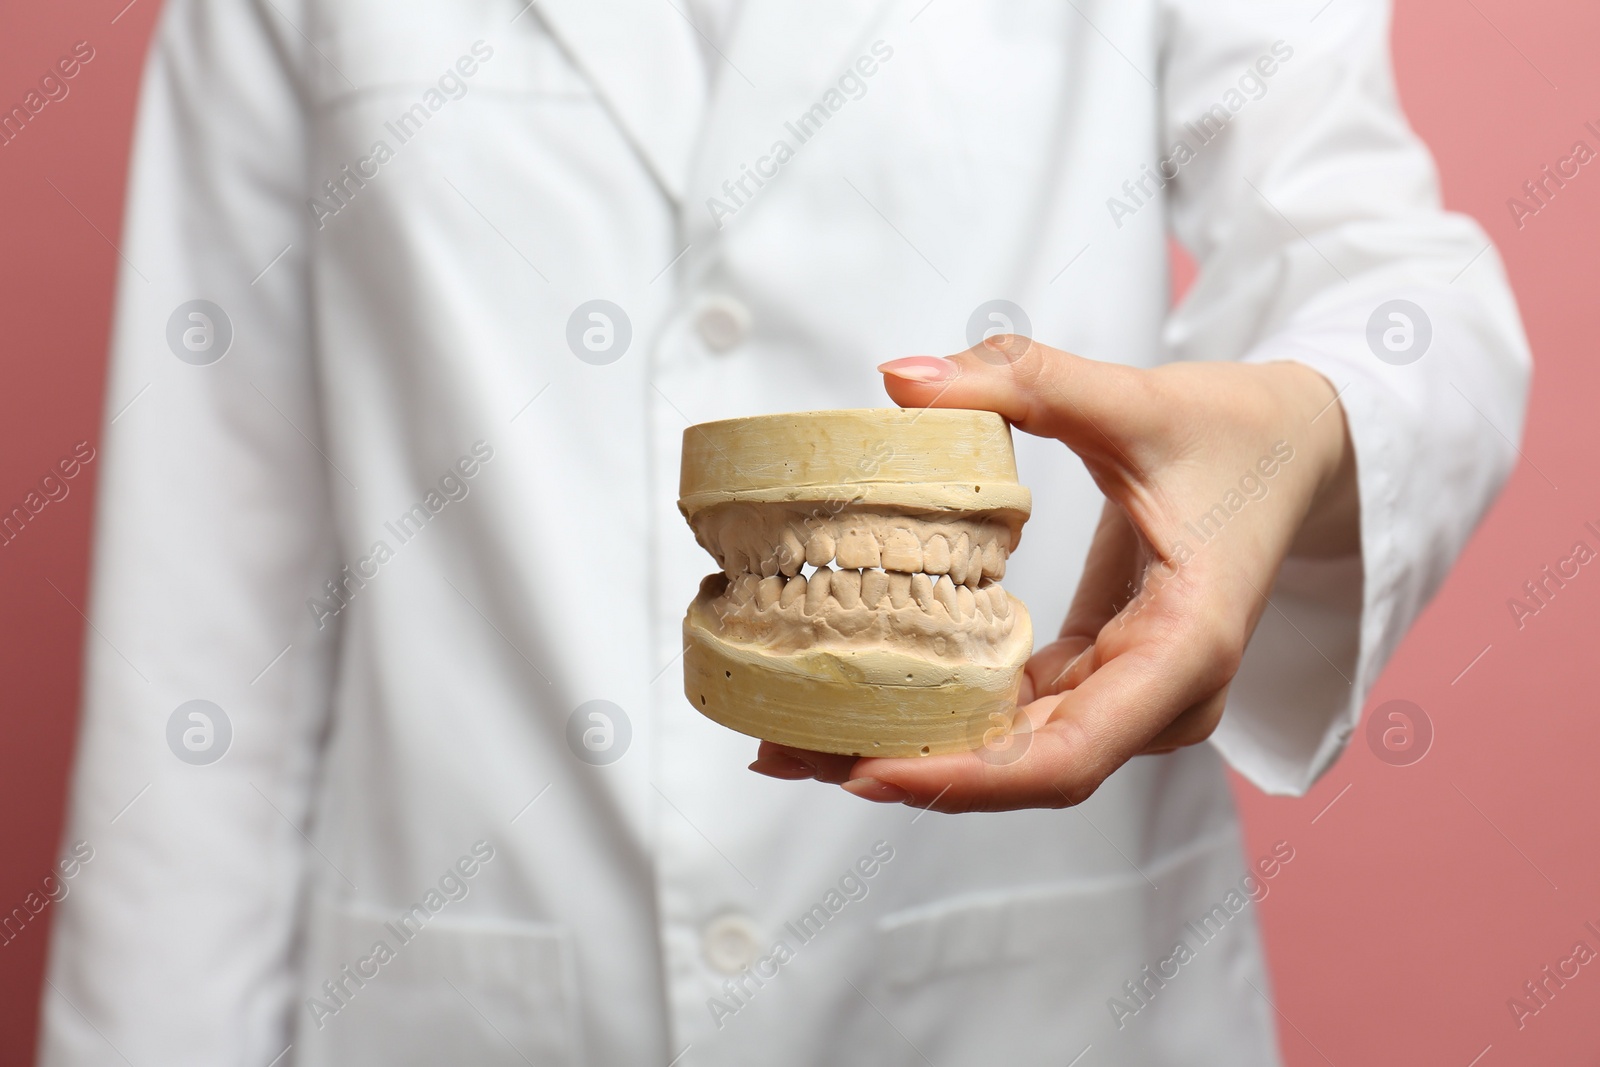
[1156,1,1531,794]
[40,2,336,1064]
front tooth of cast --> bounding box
[883,528,923,572]
[911,573,936,613]
[758,547,780,578]
[923,534,951,575]
[934,575,961,619]
[805,567,833,614]
[981,538,1003,577]
[888,571,912,609]
[757,575,783,610]
[957,584,976,619]
[860,570,888,608]
[950,533,969,585]
[836,529,881,570]
[780,573,807,608]
[990,585,1010,618]
[973,587,994,620]
[777,529,806,576]
[966,546,984,588]
[833,569,862,609]
[805,529,836,569]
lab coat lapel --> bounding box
[534,0,706,201]
[685,0,902,238]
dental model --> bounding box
[680,409,1032,757]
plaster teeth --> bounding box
[833,569,862,609]
[860,569,888,609]
[805,567,832,615]
[836,529,881,570]
[982,538,1005,579]
[699,505,1027,655]
[805,529,836,569]
[777,529,806,576]
[949,532,970,585]
[883,528,923,572]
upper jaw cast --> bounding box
[694,504,1013,583]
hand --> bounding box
[749,336,1358,812]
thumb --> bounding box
[878,336,1160,464]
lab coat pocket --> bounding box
[863,830,1273,1065]
[307,1,595,111]
[295,902,583,1067]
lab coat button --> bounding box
[702,913,764,974]
[695,296,750,352]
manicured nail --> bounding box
[841,777,913,803]
[877,356,958,383]
[748,755,817,780]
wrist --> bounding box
[1267,361,1360,558]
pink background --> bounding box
[2,1,1596,1062]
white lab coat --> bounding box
[41,0,1529,1064]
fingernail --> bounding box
[877,356,958,383]
[748,755,817,780]
[841,777,913,804]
